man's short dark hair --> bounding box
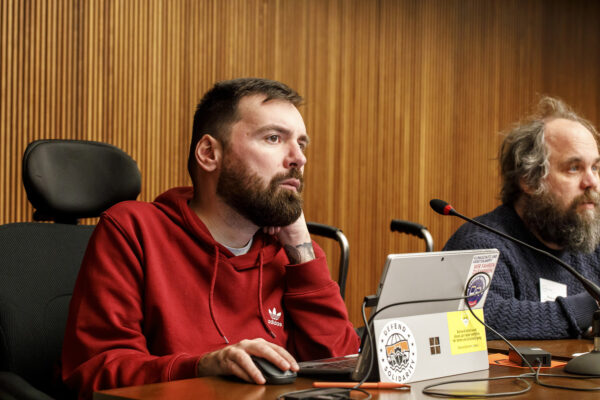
[499,96,600,205]
[187,78,303,182]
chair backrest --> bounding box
[0,139,141,399]
[306,222,350,300]
[390,219,434,252]
[23,139,141,224]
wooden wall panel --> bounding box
[2,0,600,326]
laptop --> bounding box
[298,249,499,383]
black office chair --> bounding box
[0,139,141,400]
[390,219,434,252]
[306,222,350,300]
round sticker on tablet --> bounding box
[466,274,488,307]
[378,320,417,383]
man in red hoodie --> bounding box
[62,78,360,398]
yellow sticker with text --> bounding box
[447,309,487,355]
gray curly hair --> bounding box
[499,96,600,205]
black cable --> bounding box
[282,270,600,399]
[422,274,600,396]
[353,300,375,391]
[365,272,537,398]
[358,272,597,397]
[365,272,492,325]
[338,272,530,397]
[534,371,600,391]
[421,374,533,398]
[462,284,536,372]
[277,303,374,399]
[276,387,371,400]
[419,273,537,397]
[463,282,600,392]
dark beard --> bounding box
[216,155,303,227]
[522,188,600,253]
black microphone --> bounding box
[430,198,600,375]
[429,199,600,303]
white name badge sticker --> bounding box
[539,278,567,302]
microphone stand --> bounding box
[430,199,600,375]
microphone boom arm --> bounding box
[430,198,600,376]
[430,199,600,304]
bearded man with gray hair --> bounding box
[444,96,600,340]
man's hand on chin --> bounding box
[262,212,315,264]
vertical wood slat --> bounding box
[1,0,600,325]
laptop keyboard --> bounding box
[298,355,358,372]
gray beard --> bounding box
[521,188,600,253]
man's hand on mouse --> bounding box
[196,338,299,384]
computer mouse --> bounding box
[251,356,297,384]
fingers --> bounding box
[228,350,265,384]
[197,338,298,384]
[262,226,281,235]
[274,213,312,248]
[227,357,258,383]
[263,342,299,372]
[238,339,298,371]
[244,339,298,372]
[198,344,264,384]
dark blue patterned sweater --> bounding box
[444,204,600,340]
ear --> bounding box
[194,134,222,172]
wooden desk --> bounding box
[95,340,599,400]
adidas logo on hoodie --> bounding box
[267,307,283,327]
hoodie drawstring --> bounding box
[208,247,277,343]
[209,246,229,344]
[257,251,277,338]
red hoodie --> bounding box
[61,187,359,398]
